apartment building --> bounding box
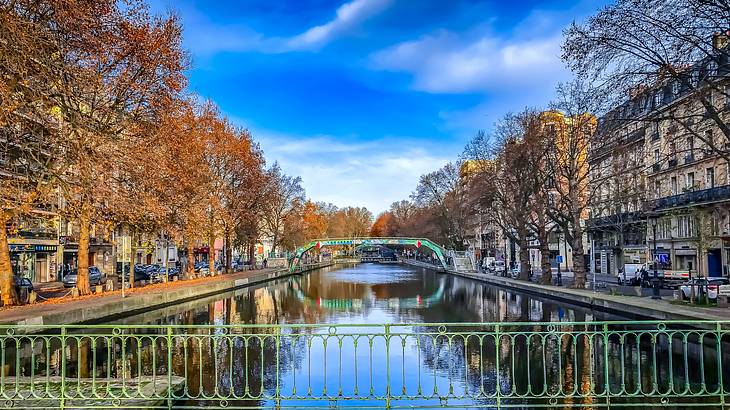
[588,36,730,278]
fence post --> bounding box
[495,324,501,408]
[167,327,173,409]
[717,322,725,406]
[603,323,611,406]
[385,324,391,409]
[60,326,66,410]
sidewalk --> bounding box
[0,267,291,326]
[450,270,730,322]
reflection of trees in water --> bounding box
[406,321,727,408]
[3,267,729,408]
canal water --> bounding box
[6,263,725,409]
[98,263,725,409]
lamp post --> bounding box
[502,234,508,277]
[650,215,662,300]
[556,229,562,287]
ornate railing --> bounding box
[0,321,728,408]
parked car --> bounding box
[63,266,104,288]
[149,267,180,283]
[124,264,149,282]
[680,277,729,300]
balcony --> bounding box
[652,162,661,172]
[667,157,678,168]
[684,153,695,164]
[648,184,730,211]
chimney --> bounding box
[712,31,730,50]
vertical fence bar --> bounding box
[717,322,725,406]
[603,323,611,406]
[60,326,66,410]
[167,327,173,409]
[385,324,391,409]
[275,327,281,408]
[495,324,501,408]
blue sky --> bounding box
[149,0,608,214]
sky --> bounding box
[148,0,609,214]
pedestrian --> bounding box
[263,258,268,269]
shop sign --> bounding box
[9,244,57,252]
[719,285,730,297]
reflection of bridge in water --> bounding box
[291,278,446,310]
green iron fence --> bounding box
[0,320,728,408]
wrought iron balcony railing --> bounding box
[0,321,727,408]
[649,184,730,210]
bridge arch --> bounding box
[289,237,449,271]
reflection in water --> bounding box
[4,263,728,409]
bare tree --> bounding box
[262,163,305,254]
[544,81,601,288]
[411,163,469,250]
[563,0,730,160]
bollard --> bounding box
[719,296,730,308]
[106,279,115,292]
[71,287,80,298]
[95,285,104,294]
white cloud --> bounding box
[176,0,392,56]
[371,30,570,94]
[287,0,392,50]
[256,131,453,214]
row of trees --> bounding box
[0,0,374,305]
[374,0,730,288]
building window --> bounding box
[706,129,715,151]
[654,148,660,162]
[688,136,694,152]
[658,218,672,239]
[671,176,678,195]
[654,179,661,198]
[707,167,715,188]
[686,172,695,190]
[677,215,696,238]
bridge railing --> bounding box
[0,320,727,408]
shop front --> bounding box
[9,243,58,283]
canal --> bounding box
[101,263,723,408]
[4,263,727,408]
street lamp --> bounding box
[650,215,662,300]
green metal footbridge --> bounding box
[289,237,449,272]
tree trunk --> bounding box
[186,240,195,279]
[248,241,256,268]
[163,234,170,283]
[571,222,587,289]
[77,201,92,295]
[0,214,18,306]
[517,228,530,281]
[129,228,136,289]
[539,229,552,285]
[224,230,232,274]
